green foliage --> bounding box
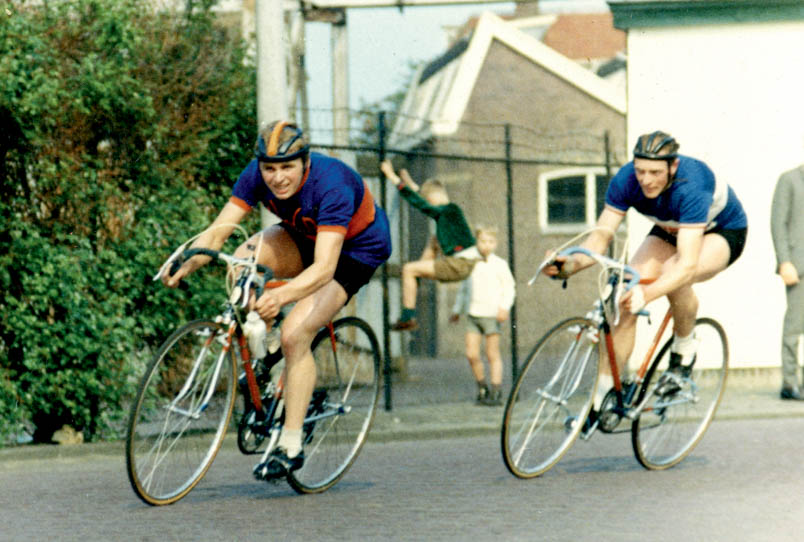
[0,0,259,444]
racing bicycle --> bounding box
[501,246,728,478]
[125,238,381,505]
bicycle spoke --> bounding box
[288,317,380,494]
[502,317,599,478]
[126,320,237,505]
[631,318,728,470]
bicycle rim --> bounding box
[501,317,599,478]
[126,320,236,505]
[631,317,728,470]
[288,317,381,494]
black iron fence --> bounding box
[302,108,626,410]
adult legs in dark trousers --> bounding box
[781,280,804,399]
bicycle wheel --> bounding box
[288,316,381,494]
[631,317,728,470]
[126,320,237,505]
[501,317,600,478]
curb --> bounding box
[4,387,804,465]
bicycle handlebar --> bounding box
[556,247,640,290]
[176,248,274,279]
[528,245,649,322]
[155,247,275,301]
[529,246,640,289]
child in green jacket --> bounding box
[380,160,479,331]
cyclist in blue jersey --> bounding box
[161,120,391,479]
[544,131,747,429]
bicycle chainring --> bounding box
[598,389,623,433]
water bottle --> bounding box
[243,311,268,360]
[265,324,281,355]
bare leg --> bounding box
[603,236,673,377]
[485,333,503,387]
[280,280,348,432]
[400,259,437,310]
[605,232,730,378]
[235,225,304,278]
[667,284,698,338]
[465,332,485,382]
[666,233,730,338]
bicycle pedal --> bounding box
[253,463,268,481]
[580,422,598,441]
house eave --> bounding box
[608,0,804,29]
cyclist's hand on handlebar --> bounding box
[542,250,575,280]
[253,289,282,322]
[161,259,192,288]
[621,284,646,315]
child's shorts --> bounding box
[433,256,477,282]
[467,315,501,336]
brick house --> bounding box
[388,10,628,362]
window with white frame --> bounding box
[539,168,611,232]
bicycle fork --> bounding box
[167,324,234,419]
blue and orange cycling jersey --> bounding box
[230,152,391,268]
[605,155,747,233]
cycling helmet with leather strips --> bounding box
[633,131,679,160]
[254,121,310,163]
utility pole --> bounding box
[304,7,350,152]
[331,10,349,150]
[256,0,288,125]
[256,0,288,227]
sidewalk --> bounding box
[2,358,803,462]
[368,357,804,442]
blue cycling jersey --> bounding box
[231,152,391,268]
[606,155,747,232]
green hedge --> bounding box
[0,0,260,444]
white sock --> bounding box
[671,332,698,363]
[594,373,614,411]
[277,428,302,458]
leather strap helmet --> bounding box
[633,131,679,160]
[254,121,310,163]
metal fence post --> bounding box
[378,111,393,411]
[505,124,519,383]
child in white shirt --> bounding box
[450,227,516,405]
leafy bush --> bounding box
[0,0,259,444]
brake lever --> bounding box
[153,241,190,282]
[528,254,559,286]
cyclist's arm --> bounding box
[255,230,345,319]
[545,208,622,278]
[640,226,703,304]
[162,201,248,287]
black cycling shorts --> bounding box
[647,225,747,266]
[280,224,379,300]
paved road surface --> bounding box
[1,417,802,541]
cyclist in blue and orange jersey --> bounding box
[544,131,747,430]
[161,120,391,479]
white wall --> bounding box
[625,20,804,368]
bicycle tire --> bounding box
[631,317,728,470]
[501,317,600,478]
[288,316,381,494]
[126,320,237,505]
